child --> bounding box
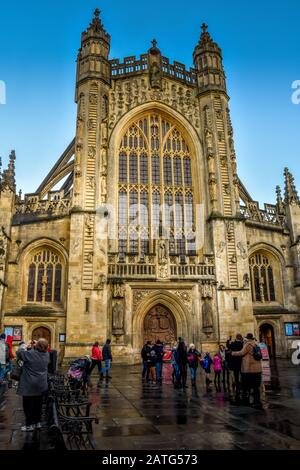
[213,352,223,387]
[149,350,157,383]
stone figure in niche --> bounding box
[243,273,250,288]
[202,298,213,329]
[112,302,124,330]
[205,128,213,151]
[101,149,107,175]
[113,283,125,298]
[98,273,106,290]
[150,62,162,89]
[158,239,167,264]
[201,283,213,299]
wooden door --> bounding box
[32,326,51,346]
[143,305,176,346]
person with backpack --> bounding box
[141,341,152,381]
[153,340,164,384]
[187,344,201,387]
[201,352,213,388]
[232,332,262,408]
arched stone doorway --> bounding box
[32,326,51,347]
[143,304,177,347]
[259,323,275,358]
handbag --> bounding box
[10,361,22,381]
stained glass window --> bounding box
[249,253,276,303]
[26,249,63,303]
[117,113,195,255]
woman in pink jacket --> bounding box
[213,353,223,387]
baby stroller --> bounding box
[67,356,92,392]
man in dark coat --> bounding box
[227,334,244,401]
[153,340,164,384]
[177,337,188,388]
[100,339,113,380]
[141,341,152,381]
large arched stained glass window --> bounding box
[118,113,196,255]
[249,252,276,303]
[27,248,63,303]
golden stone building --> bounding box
[1,10,300,363]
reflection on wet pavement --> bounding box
[0,359,300,450]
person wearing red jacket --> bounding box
[89,342,102,387]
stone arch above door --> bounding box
[132,289,190,352]
[32,325,52,346]
[143,304,177,346]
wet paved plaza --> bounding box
[0,359,300,451]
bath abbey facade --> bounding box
[1,10,300,363]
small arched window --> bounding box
[27,248,63,303]
[249,252,276,303]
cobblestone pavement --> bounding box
[0,359,300,451]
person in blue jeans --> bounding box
[100,339,112,381]
[187,344,201,387]
[153,339,164,384]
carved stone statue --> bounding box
[202,298,213,329]
[158,239,167,264]
[243,273,250,288]
[113,283,125,298]
[201,283,213,299]
[98,273,106,290]
[205,128,213,151]
[112,302,124,330]
[150,62,162,89]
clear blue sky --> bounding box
[0,0,299,205]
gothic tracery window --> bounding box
[27,248,63,303]
[118,113,195,255]
[249,253,276,303]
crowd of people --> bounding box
[141,332,264,408]
[0,330,265,432]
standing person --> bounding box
[89,342,103,387]
[171,341,180,387]
[0,333,9,382]
[232,333,263,408]
[213,352,223,389]
[228,334,244,401]
[219,344,230,390]
[177,337,188,389]
[17,338,49,431]
[153,340,164,384]
[100,339,112,381]
[141,341,152,381]
[5,335,14,387]
[187,344,201,387]
[201,352,213,388]
[149,350,157,384]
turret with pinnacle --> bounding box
[193,23,227,95]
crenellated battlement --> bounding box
[110,54,196,86]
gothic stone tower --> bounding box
[193,24,255,343]
[64,10,111,358]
